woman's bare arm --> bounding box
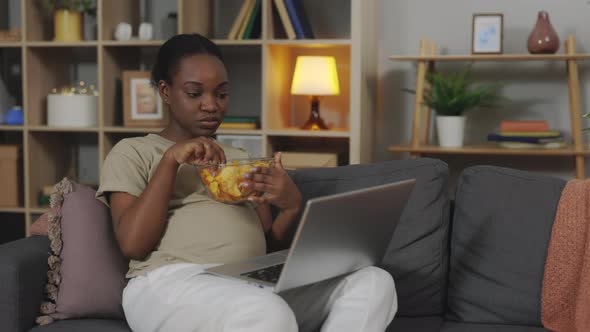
[110,151,179,260]
[109,138,226,260]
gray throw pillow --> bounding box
[447,166,566,325]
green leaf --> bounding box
[410,66,505,116]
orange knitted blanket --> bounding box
[541,179,590,332]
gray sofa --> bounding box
[0,158,564,331]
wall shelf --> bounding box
[0,207,26,214]
[388,36,588,179]
[0,125,24,131]
[390,53,590,62]
[0,42,22,48]
[26,41,99,47]
[388,144,580,156]
[28,126,100,133]
[101,40,166,47]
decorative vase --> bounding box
[436,115,466,148]
[527,11,559,54]
[54,9,83,42]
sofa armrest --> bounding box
[0,236,50,332]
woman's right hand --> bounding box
[165,137,226,166]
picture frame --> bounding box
[123,70,168,127]
[471,13,504,54]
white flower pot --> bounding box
[436,115,466,148]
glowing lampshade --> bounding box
[291,56,340,96]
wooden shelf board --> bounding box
[390,54,590,62]
[28,126,99,133]
[0,42,22,48]
[0,207,26,213]
[216,129,263,135]
[213,39,263,46]
[266,129,350,138]
[388,143,579,156]
[267,39,352,46]
[26,41,98,47]
[0,125,24,131]
[101,40,166,47]
[29,207,49,214]
[103,126,162,133]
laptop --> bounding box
[205,179,416,293]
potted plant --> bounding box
[423,67,504,148]
[44,0,95,42]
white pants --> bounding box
[122,262,397,332]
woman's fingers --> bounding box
[202,141,215,162]
[245,181,274,193]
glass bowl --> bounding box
[197,157,274,204]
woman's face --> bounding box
[161,54,229,138]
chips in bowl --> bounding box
[197,158,274,204]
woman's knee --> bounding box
[367,266,396,294]
[225,293,298,331]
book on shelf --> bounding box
[497,141,567,149]
[228,0,255,39]
[487,133,563,144]
[219,116,259,129]
[242,0,262,39]
[283,0,314,39]
[500,120,550,132]
[273,0,296,39]
[237,0,257,39]
[218,122,257,130]
[498,130,561,137]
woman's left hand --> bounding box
[244,152,302,213]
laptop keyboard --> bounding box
[241,263,285,283]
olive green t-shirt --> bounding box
[96,134,266,278]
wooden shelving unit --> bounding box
[0,0,378,238]
[388,36,589,179]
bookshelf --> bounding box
[0,0,377,240]
[388,37,590,179]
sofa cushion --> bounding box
[387,316,443,331]
[447,166,566,325]
[291,158,450,316]
[36,178,128,325]
[29,319,131,332]
[0,236,50,332]
[441,322,549,332]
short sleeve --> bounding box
[96,141,149,207]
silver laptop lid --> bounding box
[275,179,415,292]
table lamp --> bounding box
[290,56,340,130]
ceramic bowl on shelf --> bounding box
[197,158,274,204]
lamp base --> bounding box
[301,116,328,130]
[301,95,329,130]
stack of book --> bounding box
[271,0,314,39]
[487,120,566,149]
[227,0,262,40]
[218,116,259,130]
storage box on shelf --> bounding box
[0,144,21,207]
[388,36,590,179]
[0,0,376,237]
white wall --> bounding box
[377,0,590,180]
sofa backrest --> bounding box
[290,158,450,317]
[447,166,566,325]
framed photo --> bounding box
[472,13,504,54]
[123,70,168,127]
